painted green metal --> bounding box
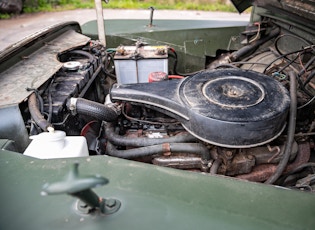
[42,163,121,215]
[0,7,314,230]
[0,148,314,230]
[82,19,246,72]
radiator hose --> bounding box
[67,98,120,122]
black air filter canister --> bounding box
[110,69,290,148]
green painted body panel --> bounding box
[1,8,315,230]
[82,19,246,72]
[0,147,314,230]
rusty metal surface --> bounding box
[236,142,311,182]
[0,30,90,107]
[152,154,202,169]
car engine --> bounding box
[2,11,315,192]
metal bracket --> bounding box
[148,6,155,27]
[42,163,121,215]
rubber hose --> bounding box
[28,93,53,131]
[106,141,210,161]
[69,50,95,64]
[210,158,222,175]
[74,98,119,122]
[265,71,297,184]
[230,27,280,62]
[105,122,197,147]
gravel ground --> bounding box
[0,9,250,52]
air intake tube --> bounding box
[67,98,120,122]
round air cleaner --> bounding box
[179,69,290,147]
[110,69,290,148]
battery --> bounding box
[114,45,168,84]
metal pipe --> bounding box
[106,141,210,161]
[105,122,197,147]
[148,6,155,27]
[94,0,106,46]
[152,155,202,169]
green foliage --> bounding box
[22,0,237,13]
[0,13,12,19]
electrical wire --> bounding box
[299,55,315,76]
[298,52,306,74]
[276,52,301,74]
[284,163,315,176]
[275,34,315,57]
[248,22,261,43]
[47,79,54,123]
[214,64,238,69]
[297,95,315,109]
[168,47,203,77]
[168,75,184,79]
[303,70,315,87]
[263,46,315,74]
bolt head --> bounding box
[105,199,116,208]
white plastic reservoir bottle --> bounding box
[23,130,89,159]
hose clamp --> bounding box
[69,97,78,115]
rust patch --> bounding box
[162,143,171,156]
[236,142,311,182]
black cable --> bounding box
[303,70,315,87]
[274,34,315,57]
[276,53,301,73]
[47,79,54,123]
[168,48,178,75]
[297,96,315,110]
[240,47,271,62]
[285,163,315,176]
[214,64,238,69]
[230,27,280,62]
[168,48,202,76]
[101,65,116,80]
[263,47,314,74]
[230,61,269,66]
[245,51,275,70]
[265,71,297,184]
[298,56,315,76]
